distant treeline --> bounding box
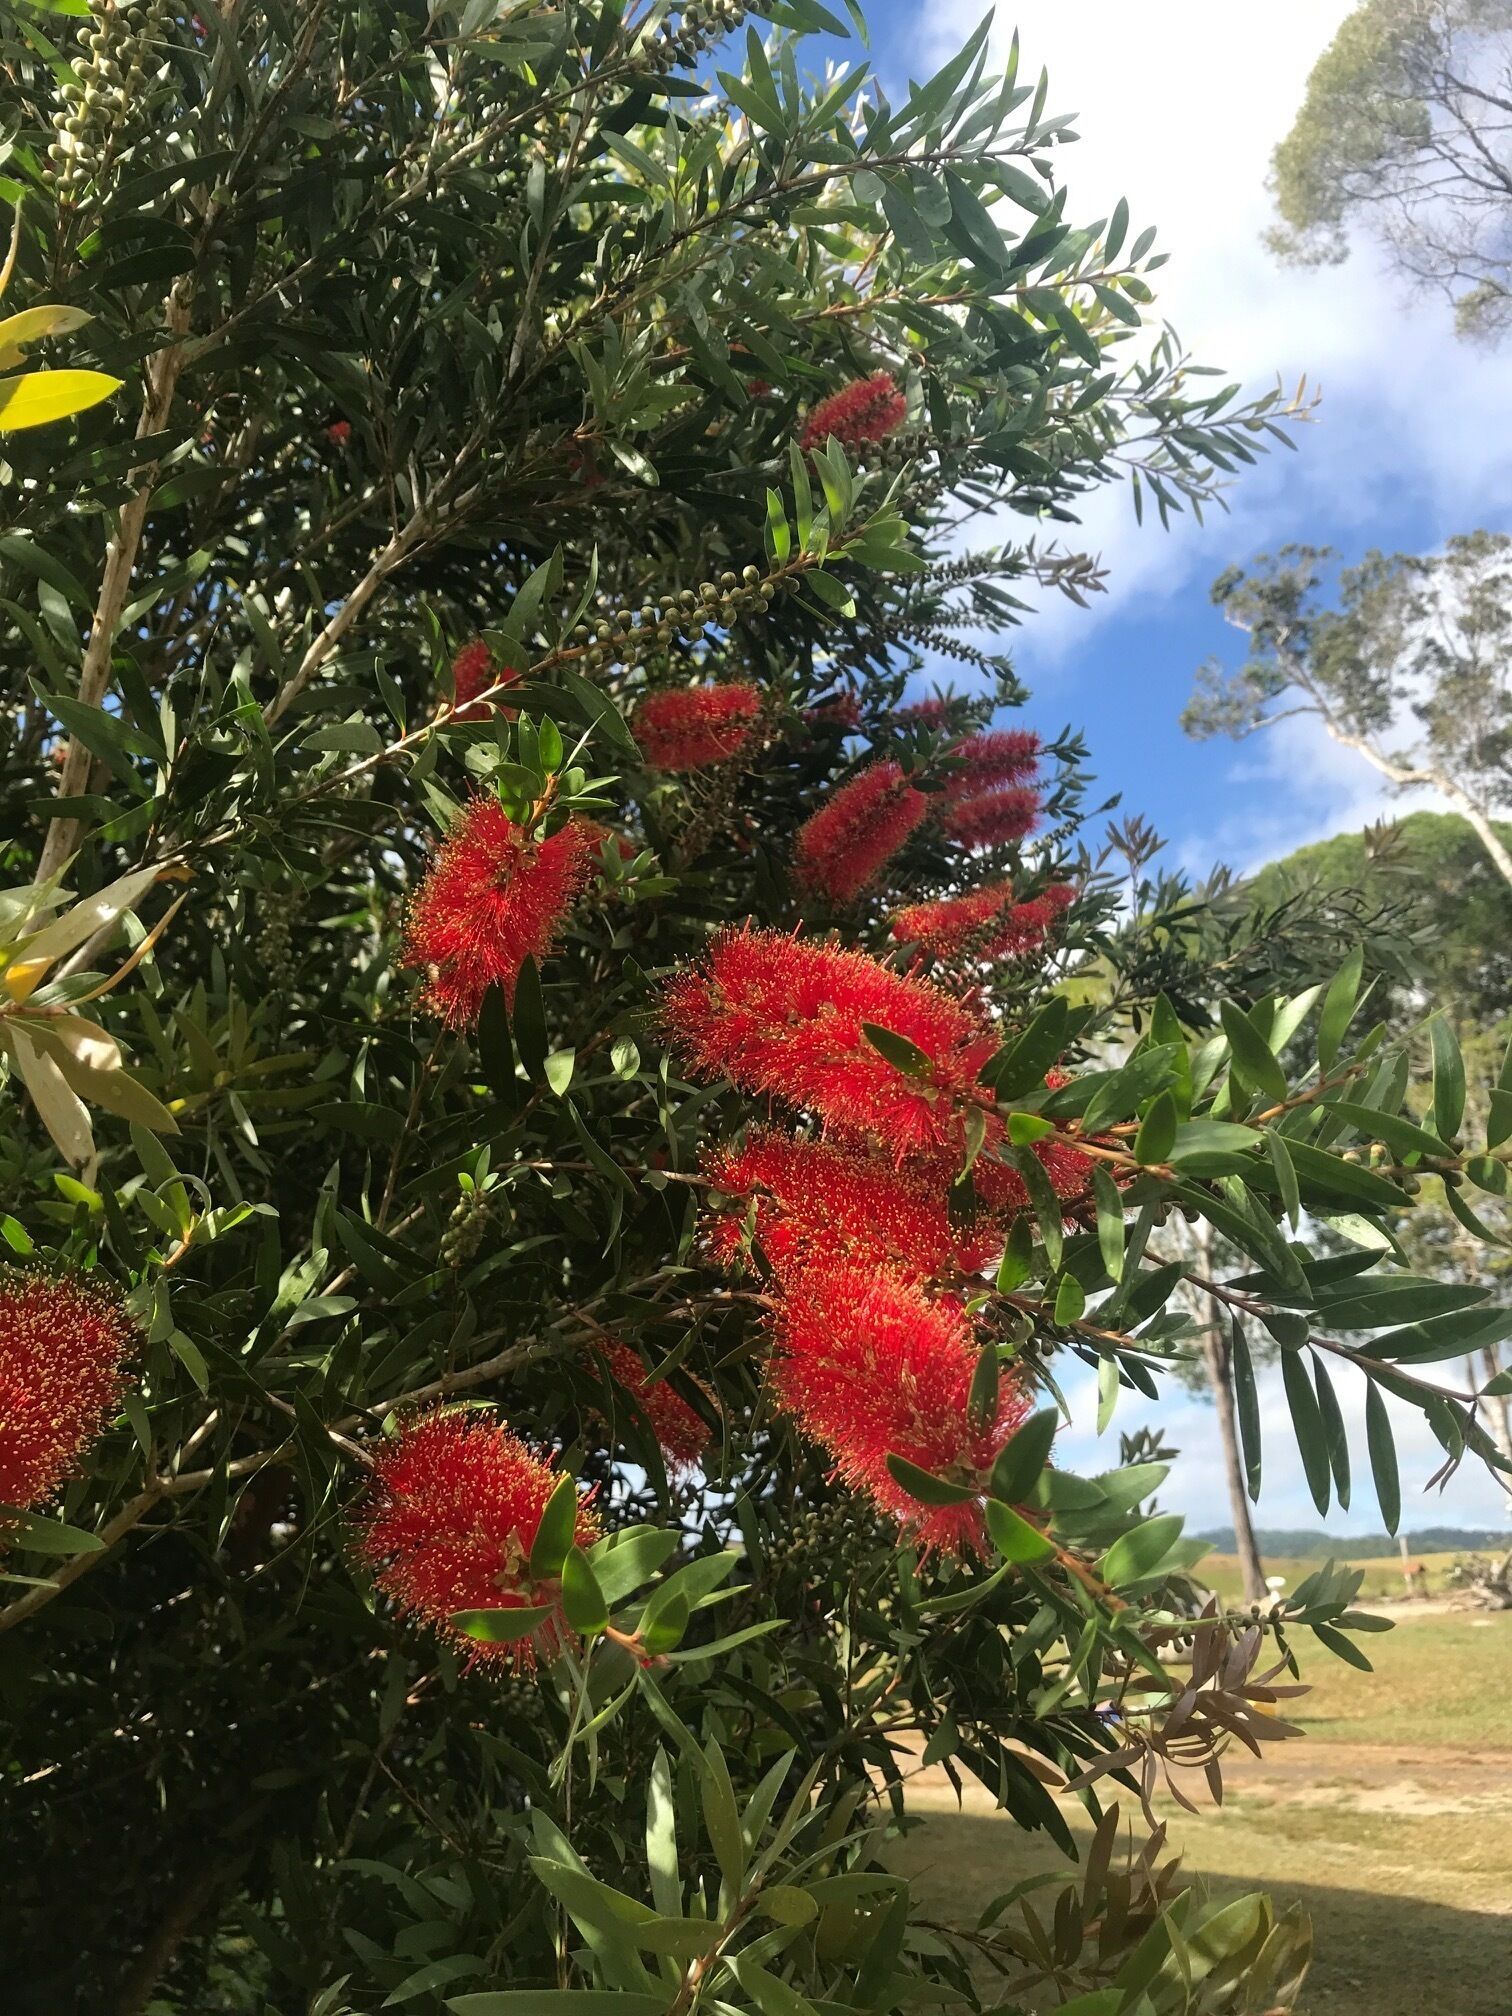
[1198,1527,1508,1557]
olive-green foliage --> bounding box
[1268,0,1512,339]
[0,6,1505,2015]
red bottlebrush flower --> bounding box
[799,371,908,454]
[892,880,1075,961]
[793,761,928,904]
[0,1270,137,1516]
[565,442,605,488]
[896,696,957,729]
[662,926,999,1163]
[944,729,1041,800]
[451,639,520,724]
[355,1410,599,1669]
[588,1340,712,1478]
[747,378,773,398]
[941,785,1042,851]
[400,798,597,1025]
[326,420,352,446]
[768,1267,1030,1555]
[704,1128,1002,1284]
[892,881,1017,956]
[634,683,762,771]
[804,691,863,732]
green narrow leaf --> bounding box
[1364,1380,1400,1536]
[861,1021,932,1077]
[1281,1349,1331,1517]
[985,996,1069,1100]
[1096,1355,1119,1435]
[885,1453,976,1506]
[560,1546,609,1636]
[995,1212,1034,1292]
[988,1408,1058,1504]
[529,1471,579,1580]
[511,957,548,1079]
[1133,1089,1177,1166]
[1093,1164,1125,1279]
[1267,1129,1301,1230]
[1230,1317,1261,1501]
[1100,1512,1185,1588]
[450,1604,556,1645]
[1429,1016,1466,1141]
[1312,1355,1351,1511]
[1220,1000,1288,1104]
[985,1498,1055,1564]
[1317,947,1363,1073]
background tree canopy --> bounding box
[1268,0,1512,340]
[0,4,1508,2014]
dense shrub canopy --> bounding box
[0,5,1506,2013]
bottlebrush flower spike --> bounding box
[704,1128,1002,1283]
[451,639,520,723]
[0,1269,137,1516]
[941,785,1042,851]
[326,419,351,446]
[895,696,957,728]
[355,1410,598,1669]
[943,729,1040,800]
[799,372,907,454]
[892,880,1075,960]
[400,798,596,1025]
[588,1339,712,1478]
[662,926,999,1162]
[769,1266,1030,1555]
[804,691,862,732]
[634,683,761,771]
[794,761,928,904]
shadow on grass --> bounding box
[892,1811,1509,2016]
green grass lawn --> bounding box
[891,1613,1512,2016]
[1198,1549,1468,1606]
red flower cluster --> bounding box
[326,419,352,446]
[944,730,1040,798]
[355,1411,598,1669]
[799,372,907,454]
[896,696,956,729]
[400,798,597,1024]
[588,1340,712,1478]
[942,784,1042,851]
[937,731,1043,852]
[0,1270,137,1515]
[451,639,520,723]
[892,880,1074,961]
[662,926,998,1163]
[704,1128,1002,1284]
[793,761,927,904]
[769,1268,1028,1555]
[635,683,761,771]
[805,691,863,732]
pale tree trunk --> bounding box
[1187,1218,1267,1603]
[1201,1319,1268,1603]
[1481,1343,1512,1504]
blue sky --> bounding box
[853,2,1512,1535]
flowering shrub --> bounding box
[0,6,1495,2014]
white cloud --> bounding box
[911,0,1512,865]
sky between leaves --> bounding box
[874,0,1512,1532]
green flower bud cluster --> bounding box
[569,565,774,674]
[257,900,299,991]
[640,0,748,76]
[48,0,172,199]
[439,1185,492,1269]
[762,1496,879,1587]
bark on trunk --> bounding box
[1201,1321,1268,1603]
